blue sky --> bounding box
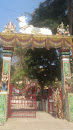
[0,0,44,32]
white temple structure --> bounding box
[17,16,52,35]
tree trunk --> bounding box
[41,86,44,95]
[67,0,73,34]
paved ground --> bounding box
[0,112,73,130]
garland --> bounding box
[0,33,73,51]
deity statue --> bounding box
[65,25,69,35]
[1,72,8,91]
[57,22,70,35]
[3,20,16,33]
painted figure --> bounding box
[2,72,8,91]
[57,22,70,35]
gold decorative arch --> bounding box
[0,32,73,55]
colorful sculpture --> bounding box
[3,20,16,33]
[57,22,70,35]
[17,16,52,35]
[2,72,8,91]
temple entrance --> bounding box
[0,20,73,124]
[8,82,36,118]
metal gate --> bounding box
[48,88,54,113]
[8,82,36,118]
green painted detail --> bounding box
[68,94,73,122]
[0,95,6,124]
[61,60,65,94]
[3,50,13,57]
[3,50,13,53]
[3,53,12,56]
[61,52,70,55]
[64,63,69,79]
[4,61,9,75]
[61,51,70,118]
[61,61,66,116]
[61,60,70,117]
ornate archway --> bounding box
[0,32,73,92]
[0,21,73,123]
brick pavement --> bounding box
[0,112,73,130]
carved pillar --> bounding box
[60,49,71,116]
[1,47,14,93]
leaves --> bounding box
[24,48,61,92]
[0,48,3,81]
[11,48,61,93]
[11,48,29,87]
[30,0,73,34]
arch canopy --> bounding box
[0,33,73,51]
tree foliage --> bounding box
[0,47,2,81]
[11,47,30,87]
[30,0,73,34]
[70,57,73,73]
[11,48,61,93]
[24,48,61,93]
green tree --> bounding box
[25,48,61,94]
[0,47,3,81]
[11,48,61,94]
[30,0,73,34]
[70,57,73,73]
[11,47,29,88]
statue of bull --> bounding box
[17,16,52,35]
